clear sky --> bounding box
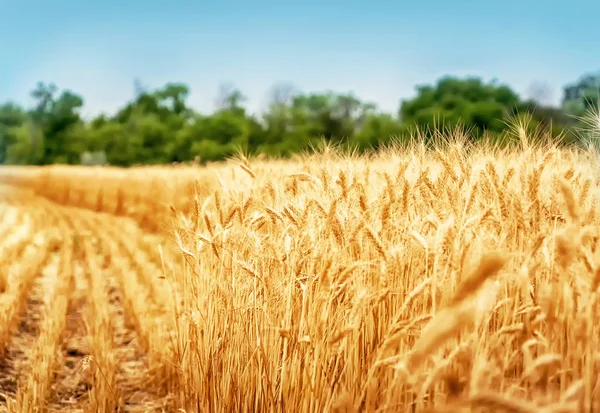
[1,0,599,119]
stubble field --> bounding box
[0,135,599,412]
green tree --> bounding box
[0,102,46,165]
[104,81,195,164]
[400,76,522,139]
[562,72,600,118]
[0,74,588,167]
[0,103,27,163]
[29,82,85,164]
[352,112,407,151]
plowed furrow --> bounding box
[9,239,74,413]
[0,241,58,409]
[0,192,181,412]
[83,238,121,413]
[86,216,170,319]
[93,216,173,305]
[47,263,91,413]
[46,207,93,412]
[85,213,181,313]
[73,208,169,411]
[0,236,54,357]
[105,267,168,412]
[93,226,176,405]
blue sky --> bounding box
[1,0,599,119]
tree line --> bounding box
[1,72,598,166]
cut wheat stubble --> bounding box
[0,241,56,408]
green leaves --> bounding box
[399,76,522,137]
[562,72,600,118]
[0,72,595,166]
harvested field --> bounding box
[1,138,600,412]
[0,188,176,413]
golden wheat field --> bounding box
[0,135,600,412]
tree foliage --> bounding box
[562,72,600,118]
[399,77,522,137]
[0,73,595,166]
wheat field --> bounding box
[0,133,599,412]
